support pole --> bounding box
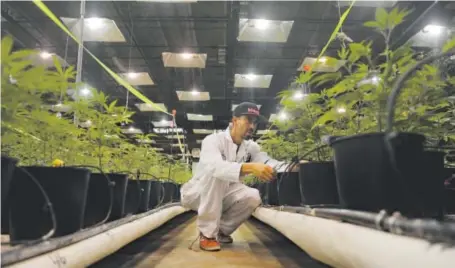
[74,0,86,125]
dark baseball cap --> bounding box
[233,102,267,122]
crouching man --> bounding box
[180,102,299,251]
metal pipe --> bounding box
[253,207,455,268]
[3,204,187,267]
[75,0,85,85]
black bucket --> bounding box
[149,181,165,209]
[251,183,267,204]
[413,151,446,219]
[1,156,18,204]
[277,172,301,206]
[299,161,339,206]
[330,132,425,215]
[10,167,90,239]
[83,173,114,228]
[172,184,181,202]
[107,173,128,221]
[444,168,455,214]
[138,180,152,213]
[266,179,279,206]
[124,179,142,215]
[162,182,175,204]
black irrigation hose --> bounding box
[2,167,57,246]
[69,165,115,227]
[277,206,455,245]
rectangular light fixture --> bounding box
[176,91,210,101]
[298,57,346,73]
[136,139,156,144]
[30,53,69,69]
[238,19,294,43]
[337,0,396,7]
[232,104,262,111]
[165,135,186,139]
[196,139,203,144]
[152,120,174,127]
[162,52,207,68]
[407,24,448,49]
[154,147,164,151]
[187,113,213,121]
[120,72,155,86]
[153,127,184,134]
[256,129,277,135]
[234,74,273,88]
[193,129,213,134]
[60,17,126,42]
[135,103,167,112]
[121,127,143,134]
[172,144,188,147]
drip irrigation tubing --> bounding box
[275,206,455,245]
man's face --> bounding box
[232,115,258,140]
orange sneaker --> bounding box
[199,233,221,251]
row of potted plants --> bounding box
[256,7,455,218]
[1,35,190,241]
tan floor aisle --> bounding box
[91,212,329,268]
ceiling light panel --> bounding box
[187,113,213,121]
[232,104,262,111]
[176,91,211,101]
[193,129,213,134]
[337,0,396,7]
[298,57,346,73]
[60,17,126,42]
[152,120,174,127]
[121,127,143,134]
[238,19,294,43]
[162,52,207,68]
[154,147,164,151]
[256,129,277,135]
[165,135,186,139]
[234,74,273,88]
[136,139,156,144]
[172,144,188,147]
[29,53,69,69]
[135,103,167,112]
[120,72,155,86]
[407,24,449,49]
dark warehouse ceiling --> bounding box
[2,0,454,159]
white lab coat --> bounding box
[180,127,289,238]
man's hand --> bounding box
[241,163,274,182]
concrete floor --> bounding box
[92,212,329,268]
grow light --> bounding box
[122,127,143,134]
[162,52,207,68]
[136,139,156,144]
[336,0,397,7]
[176,91,210,101]
[232,104,262,111]
[153,128,184,134]
[407,24,449,49]
[278,112,288,120]
[135,103,167,112]
[60,17,126,42]
[337,107,346,114]
[154,147,164,151]
[28,53,69,69]
[298,57,346,73]
[193,129,213,134]
[256,129,277,135]
[293,92,306,100]
[120,72,155,86]
[238,19,294,43]
[234,74,273,88]
[196,139,203,144]
[152,120,173,128]
[187,113,213,121]
[165,135,186,139]
[171,144,188,147]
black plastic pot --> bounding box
[266,179,279,206]
[250,183,267,204]
[138,180,151,213]
[299,161,339,206]
[413,151,446,219]
[1,156,18,204]
[83,173,114,228]
[106,173,129,221]
[330,132,426,215]
[172,184,181,202]
[9,167,90,239]
[444,168,455,214]
[277,171,302,206]
[162,182,175,204]
[149,181,165,209]
[124,179,142,215]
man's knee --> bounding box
[246,188,262,209]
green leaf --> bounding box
[363,21,382,29]
[443,36,455,53]
[310,72,342,87]
[53,55,63,75]
[1,36,14,62]
[375,8,388,29]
